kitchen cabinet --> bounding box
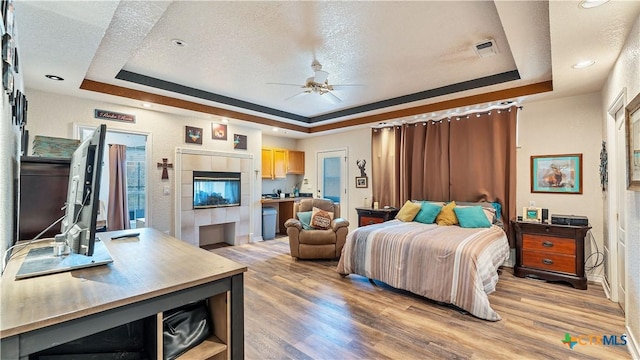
[262,148,286,179]
[262,148,303,179]
[286,150,305,174]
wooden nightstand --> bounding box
[356,207,399,227]
[512,221,590,290]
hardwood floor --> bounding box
[211,238,629,360]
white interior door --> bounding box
[317,149,348,214]
[614,107,627,312]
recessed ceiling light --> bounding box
[272,127,278,132]
[45,74,64,81]
[579,0,610,9]
[572,60,596,69]
[221,118,229,123]
[142,103,152,108]
[171,39,187,47]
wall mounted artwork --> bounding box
[185,126,203,145]
[531,154,582,194]
[233,134,247,150]
[212,123,227,140]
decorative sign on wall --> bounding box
[94,109,136,123]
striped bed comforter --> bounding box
[336,220,510,321]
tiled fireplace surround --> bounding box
[176,149,253,247]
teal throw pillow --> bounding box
[454,206,492,228]
[297,211,313,230]
[414,202,442,224]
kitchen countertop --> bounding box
[260,197,305,204]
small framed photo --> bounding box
[185,126,203,145]
[212,123,227,140]
[233,134,247,150]
[531,154,582,194]
[355,176,368,188]
[522,207,542,223]
[3,60,13,95]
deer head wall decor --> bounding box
[356,159,367,177]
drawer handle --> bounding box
[542,259,554,265]
[542,241,554,248]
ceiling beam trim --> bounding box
[79,79,311,133]
[309,81,553,133]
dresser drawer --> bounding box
[517,223,578,238]
[360,216,384,226]
[522,250,576,274]
[522,234,575,255]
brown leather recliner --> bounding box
[284,198,349,259]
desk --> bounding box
[261,198,296,235]
[0,228,247,359]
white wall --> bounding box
[23,90,263,239]
[517,92,604,279]
[297,128,372,229]
[602,13,640,358]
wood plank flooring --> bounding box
[211,238,629,360]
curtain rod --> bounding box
[374,105,523,129]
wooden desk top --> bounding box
[0,227,247,339]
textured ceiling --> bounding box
[12,1,640,136]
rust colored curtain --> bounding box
[108,144,130,231]
[448,108,518,242]
[371,106,518,247]
[371,126,401,208]
[401,121,451,203]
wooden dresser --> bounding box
[356,207,399,227]
[512,221,590,290]
[19,156,71,240]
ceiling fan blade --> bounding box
[324,91,342,104]
[284,91,309,102]
[314,70,329,84]
[267,82,304,87]
[331,84,364,89]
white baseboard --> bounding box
[627,325,640,360]
[587,273,603,285]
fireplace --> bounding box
[193,171,241,209]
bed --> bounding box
[336,203,510,321]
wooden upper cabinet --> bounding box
[262,148,287,179]
[261,148,274,179]
[273,149,287,178]
[286,150,305,175]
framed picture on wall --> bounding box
[355,176,368,188]
[531,154,582,194]
[185,126,203,145]
[233,134,247,150]
[626,92,640,191]
[211,123,227,140]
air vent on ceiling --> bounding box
[473,39,499,58]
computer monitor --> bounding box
[59,123,106,256]
[15,124,113,279]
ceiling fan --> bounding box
[268,60,360,103]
